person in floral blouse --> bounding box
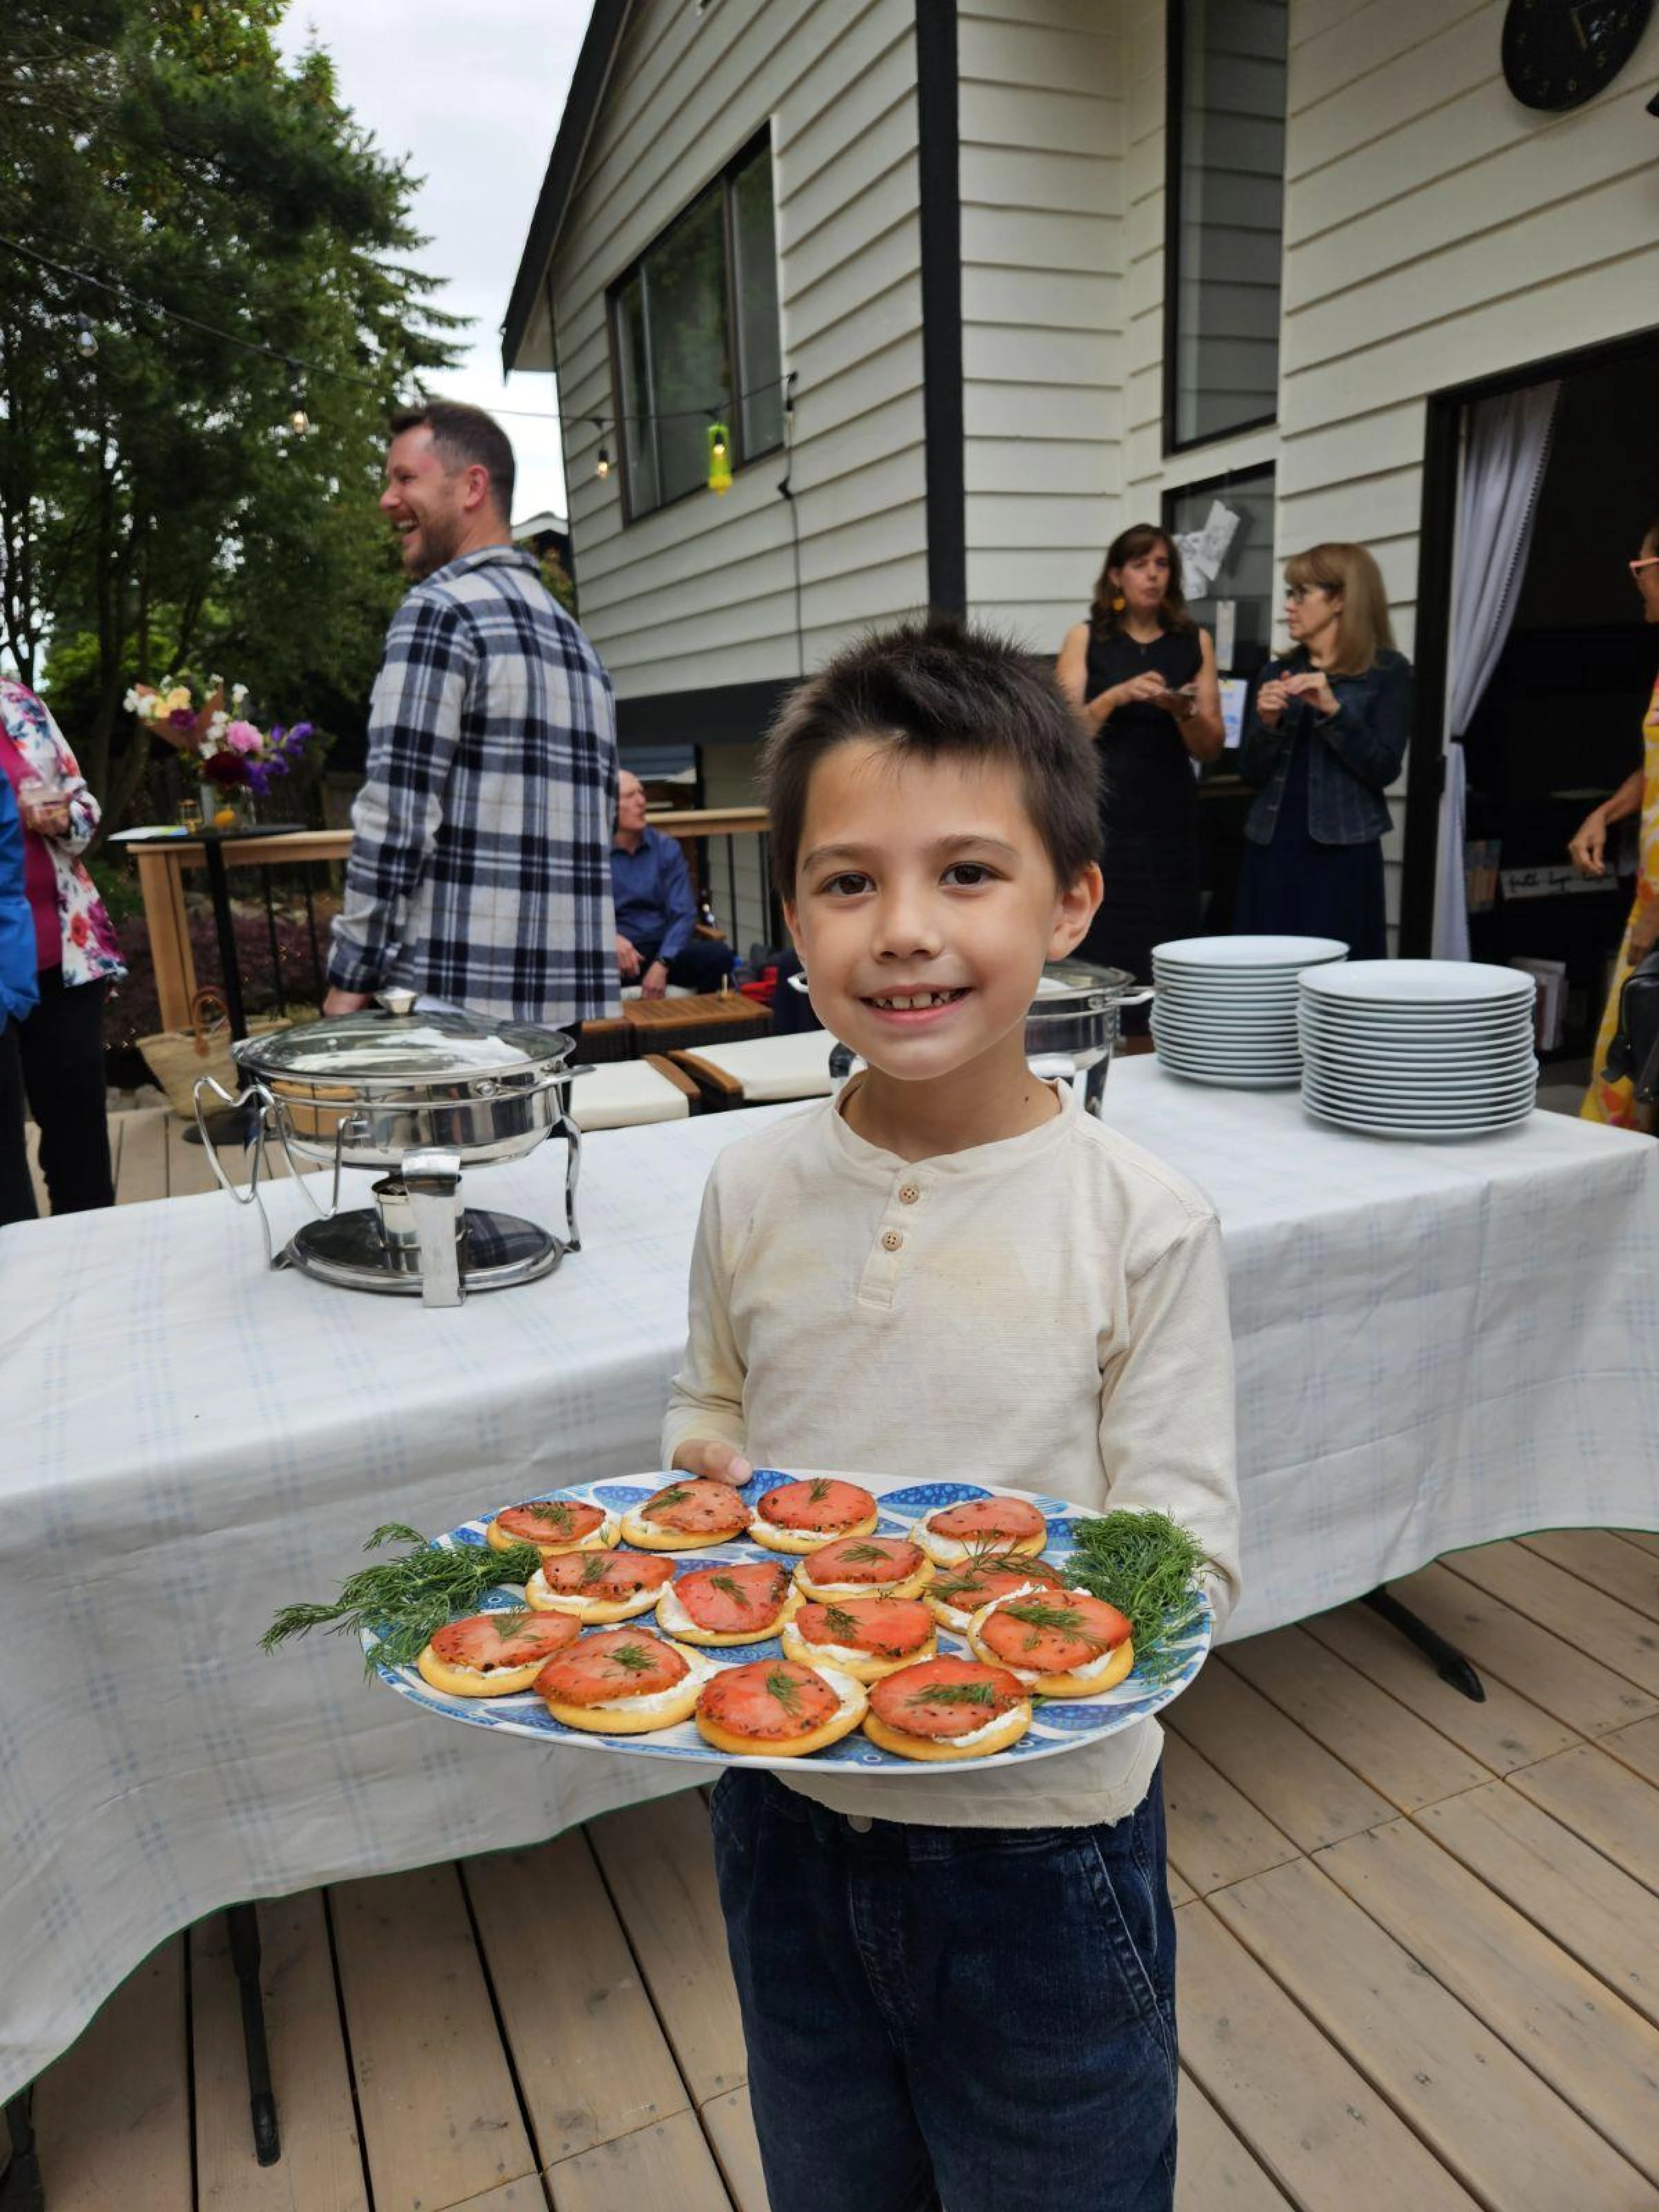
[0,678,126,1212]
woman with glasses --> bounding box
[1570,520,1659,1127]
[1056,523,1224,995]
[1234,542,1412,959]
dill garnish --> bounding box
[822,1604,860,1641]
[607,1643,657,1675]
[807,1478,832,1504]
[910,1681,1000,1710]
[1059,1510,1207,1688]
[997,1599,1100,1640]
[490,1611,535,1641]
[579,1555,610,1585]
[836,1543,889,1565]
[709,1574,751,1606]
[649,1486,692,1511]
[261,1524,544,1678]
[764,1668,803,1713]
[524,1500,574,1531]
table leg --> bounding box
[0,2089,42,2212]
[187,841,256,1147]
[1362,1586,1486,1701]
[226,1904,281,2166]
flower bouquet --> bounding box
[126,676,317,828]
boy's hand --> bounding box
[671,1438,754,1488]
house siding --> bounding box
[548,0,928,711]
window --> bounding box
[1164,464,1278,684]
[610,135,783,521]
[1165,1,1288,451]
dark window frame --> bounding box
[605,129,783,526]
[1161,458,1278,785]
[1162,0,1284,459]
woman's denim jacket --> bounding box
[1239,648,1413,848]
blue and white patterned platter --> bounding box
[367,1469,1212,1775]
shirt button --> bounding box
[898,1183,920,1205]
[847,1815,873,1834]
[881,1229,903,1252]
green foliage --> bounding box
[0,0,464,838]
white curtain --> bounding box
[1433,378,1560,959]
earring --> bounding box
[1111,594,1126,612]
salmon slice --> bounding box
[673,1561,794,1633]
[806,1536,927,1587]
[535,1630,690,1706]
[927,1497,1047,1543]
[697,1659,842,1740]
[755,1477,876,1532]
[536,1550,675,1601]
[867,1657,1027,1739]
[976,1592,1131,1675]
[795,1597,933,1659]
[428,1609,580,1671]
[930,1554,1068,1614]
[637,1479,752,1537]
[496,1498,608,1548]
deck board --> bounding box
[1505,1742,1659,1890]
[1209,1857,1651,2210]
[1170,1655,1397,1851]
[1160,1730,1302,1896]
[544,2110,735,2212]
[1514,1528,1659,1623]
[32,1939,192,2210]
[1443,1539,1659,1697]
[1173,2073,1295,2211]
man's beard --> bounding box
[406,510,462,579]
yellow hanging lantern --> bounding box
[707,422,732,495]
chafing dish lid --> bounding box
[235,1008,574,1083]
[1032,957,1137,1007]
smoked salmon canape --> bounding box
[524,1549,676,1623]
[655,1560,800,1646]
[486,1496,620,1558]
[782,1595,937,1684]
[416,1608,582,1699]
[694,1658,868,1759]
[793,1535,934,1604]
[910,1494,1048,1566]
[967,1591,1135,1697]
[861,1656,1032,1763]
[534,1629,717,1734]
[925,1551,1071,1635]
[619,1477,754,1552]
[748,1476,879,1555]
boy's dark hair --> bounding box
[761,617,1100,902]
[389,399,516,517]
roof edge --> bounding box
[501,0,633,375]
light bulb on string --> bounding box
[74,316,98,358]
[596,445,611,480]
[707,421,732,495]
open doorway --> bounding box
[1408,335,1659,1078]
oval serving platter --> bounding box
[366,1468,1212,1775]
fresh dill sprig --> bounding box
[1059,1510,1207,1687]
[649,1485,692,1510]
[261,1525,545,1678]
[524,1499,574,1531]
[490,1610,535,1641]
[807,1478,832,1504]
[836,1543,889,1565]
[822,1604,860,1640]
[910,1681,1000,1709]
[764,1668,803,1713]
[606,1642,657,1676]
[709,1574,751,1606]
[997,1598,1100,1639]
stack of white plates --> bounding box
[1150,936,1348,1088]
[1298,961,1538,1139]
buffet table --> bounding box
[3,1061,1656,2097]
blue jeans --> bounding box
[709,1764,1178,2212]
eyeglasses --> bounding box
[1630,557,1659,579]
[1284,585,1330,604]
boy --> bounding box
[664,620,1239,2212]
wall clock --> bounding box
[1501,0,1654,110]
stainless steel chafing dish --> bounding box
[195,993,587,1307]
[807,957,1152,1116]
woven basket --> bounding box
[137,988,293,1118]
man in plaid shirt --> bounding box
[325,401,620,1028]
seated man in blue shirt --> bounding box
[611,771,737,998]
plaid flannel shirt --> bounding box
[329,545,621,1024]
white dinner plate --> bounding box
[1299,960,1534,1008]
[1153,986,1306,1011]
[366,1470,1213,1776]
[1299,1034,1537,1068]
[1297,1011,1535,1045]
[1153,935,1349,970]
[1153,1042,1302,1071]
[1302,1080,1539,1118]
[1301,1067,1538,1107]
[1302,1095,1534,1141]
[1155,1061,1301,1089]
[1154,1015,1301,1042]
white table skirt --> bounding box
[3,1061,1656,2096]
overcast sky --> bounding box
[276,0,596,525]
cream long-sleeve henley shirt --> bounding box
[662,1082,1241,1831]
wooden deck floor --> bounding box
[18,1116,1659,2211]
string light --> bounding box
[74,315,98,357]
[595,445,611,479]
[707,422,732,496]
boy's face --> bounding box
[785,740,1101,1093]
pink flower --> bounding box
[224,719,263,754]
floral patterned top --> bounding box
[0,679,126,988]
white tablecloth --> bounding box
[3,1061,1657,2096]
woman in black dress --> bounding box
[1234,542,1412,960]
[1056,524,1224,989]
